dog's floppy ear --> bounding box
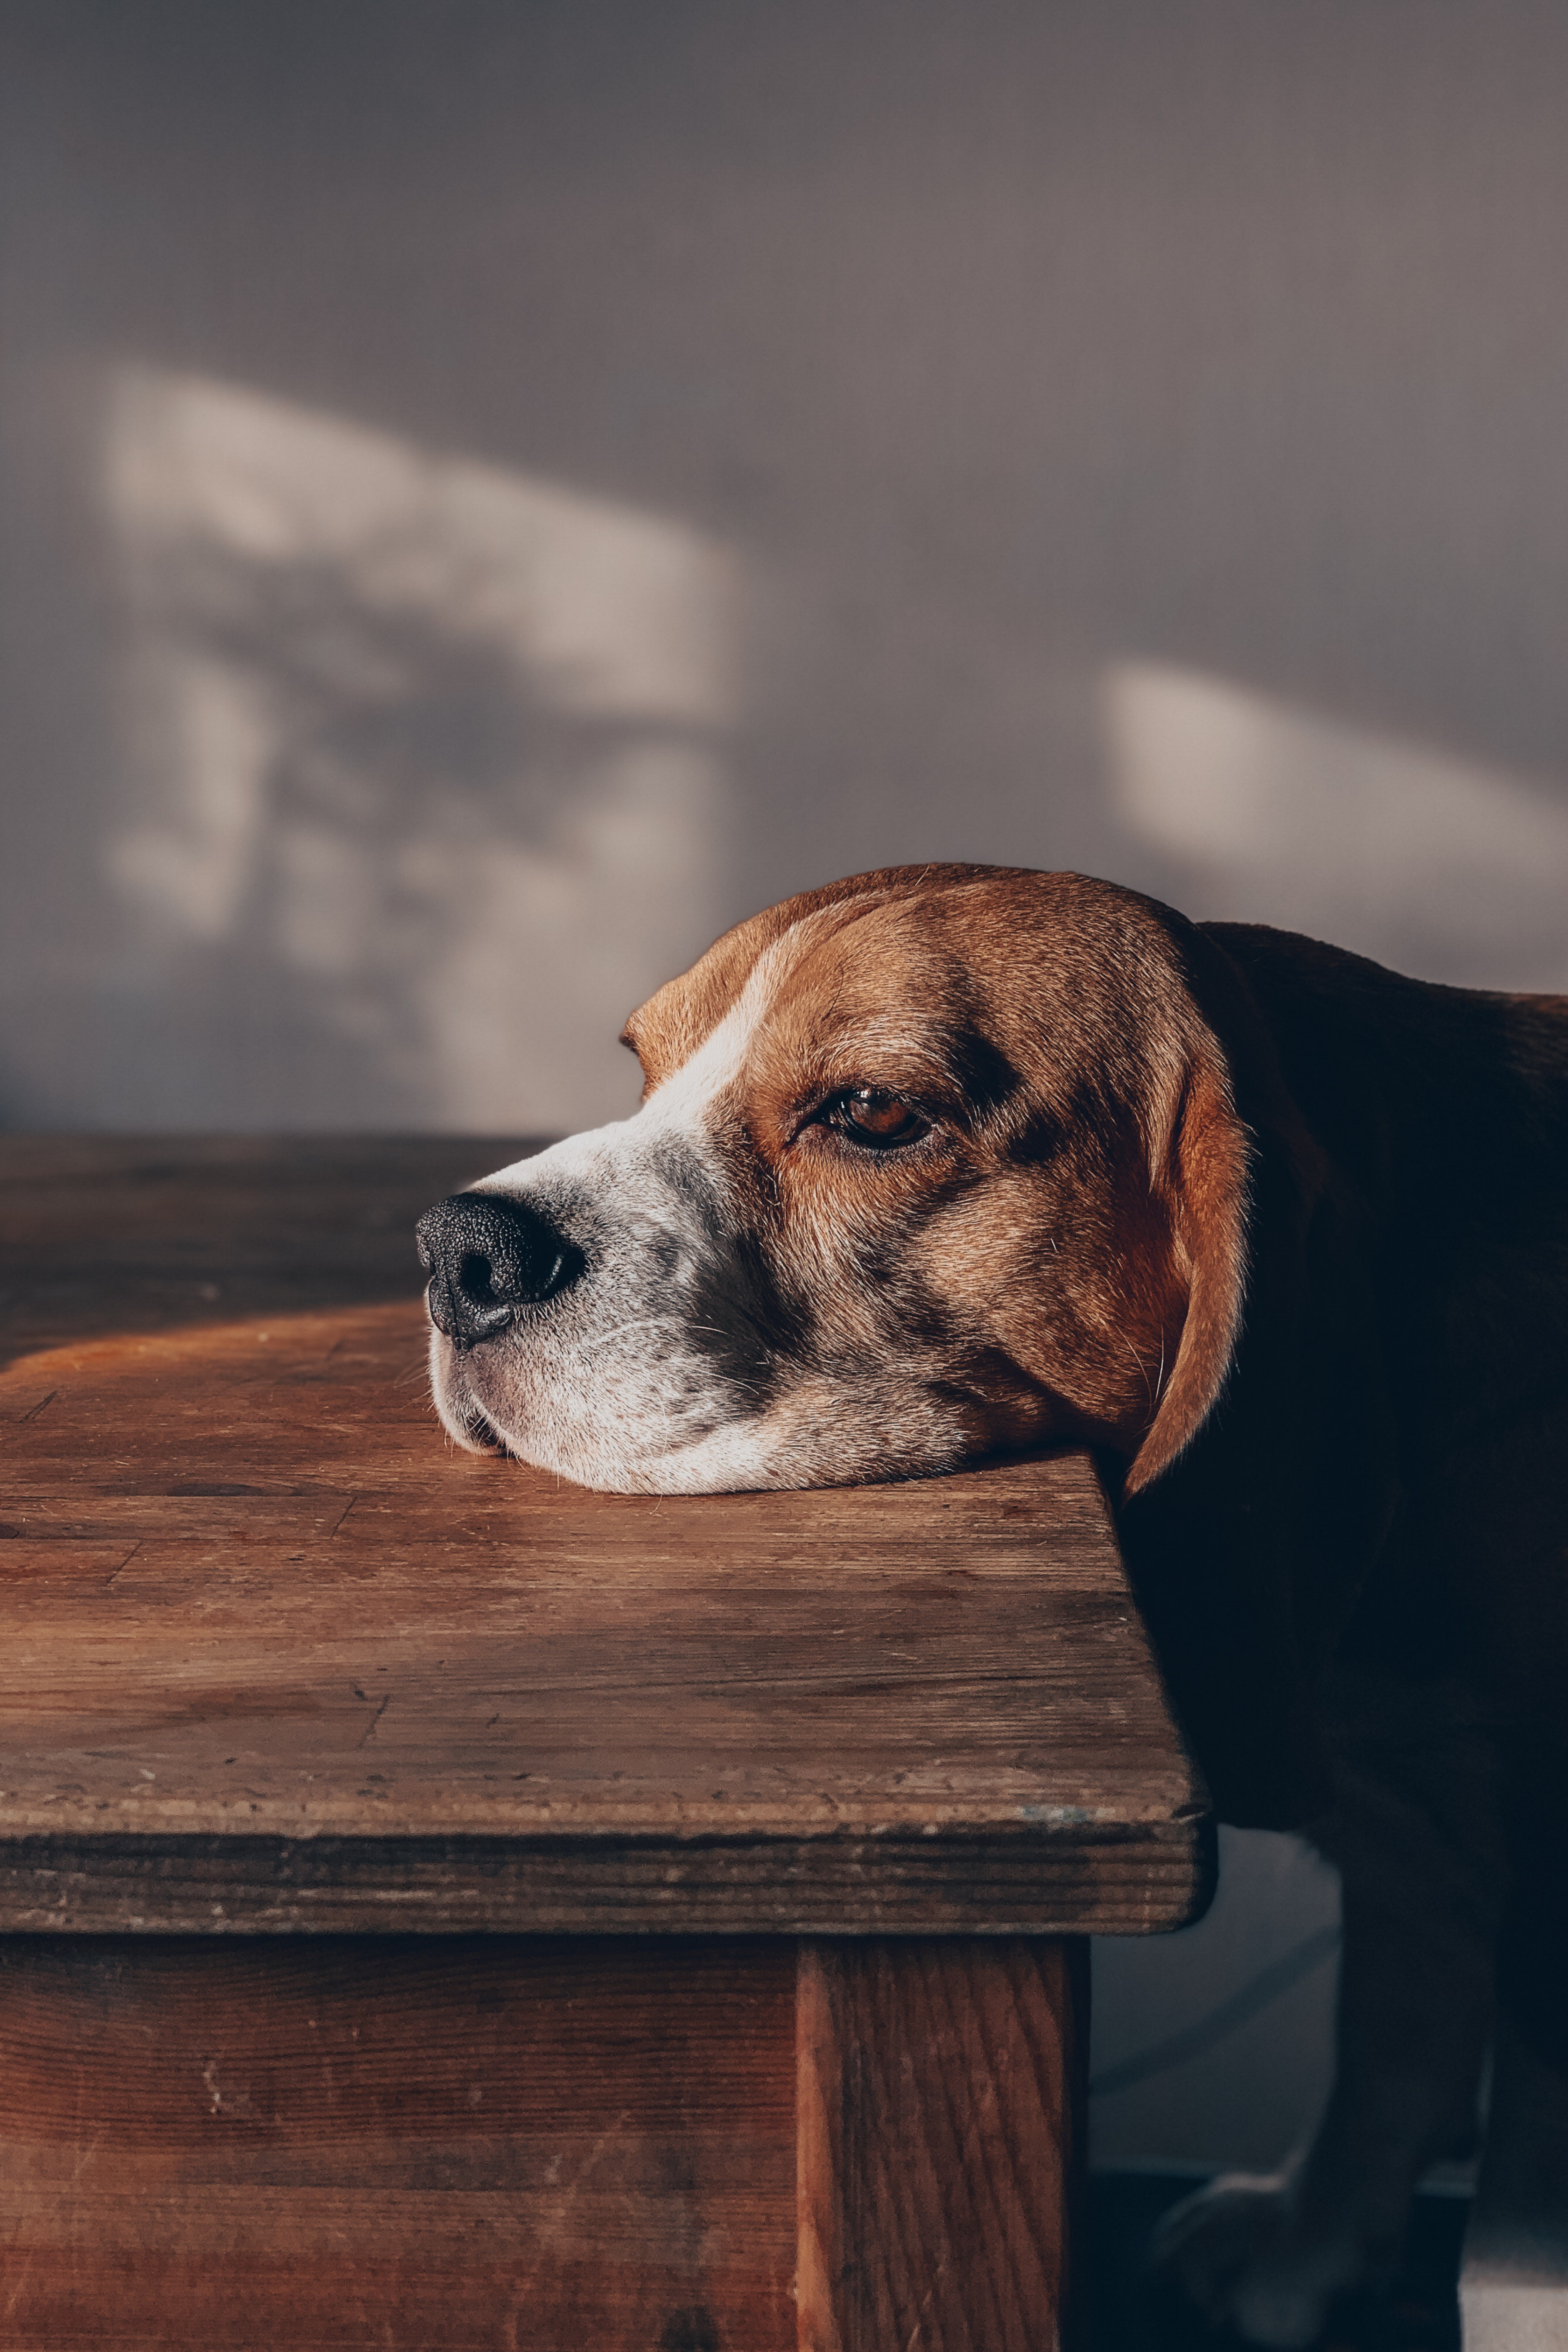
[1123,1046,1252,1497]
[1109,925,1397,1828]
[1109,931,1336,1828]
[1112,1041,1333,1828]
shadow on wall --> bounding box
[1106,663,1568,992]
[62,368,1568,1138]
[89,368,742,1132]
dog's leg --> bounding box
[1153,1675,1508,2348]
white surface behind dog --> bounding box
[1092,1829,1341,2175]
[4,0,1564,2176]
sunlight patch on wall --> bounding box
[102,368,741,1129]
[1104,662,1568,990]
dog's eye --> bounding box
[825,1089,931,1149]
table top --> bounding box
[0,1137,1211,1936]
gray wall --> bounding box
[4,0,1567,1133]
[4,0,1563,2170]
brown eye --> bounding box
[826,1089,930,1149]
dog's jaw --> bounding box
[426,1122,779,1491]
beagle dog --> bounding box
[419,864,1568,2348]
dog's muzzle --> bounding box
[416,1192,584,1350]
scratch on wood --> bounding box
[105,1542,143,1587]
[357,1693,392,1748]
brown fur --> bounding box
[628,869,1250,1474]
[617,865,1566,1871]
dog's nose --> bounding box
[416,1192,583,1348]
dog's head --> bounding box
[420,866,1255,1499]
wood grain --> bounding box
[0,1138,1211,1934]
[796,1938,1086,2352]
[0,1933,797,2350]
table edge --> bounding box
[0,1818,1216,1938]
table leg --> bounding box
[797,1937,1088,2352]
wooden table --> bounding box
[0,1138,1212,2351]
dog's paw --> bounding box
[1149,2174,1293,2336]
[1149,2172,1368,2348]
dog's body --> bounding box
[419,866,1568,2346]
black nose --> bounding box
[416,1192,583,1348]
